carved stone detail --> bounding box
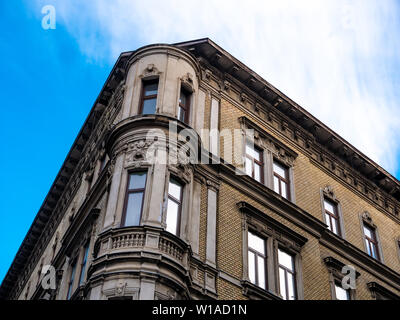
[323,185,336,200]
[125,139,155,166]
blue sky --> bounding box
[1,0,400,284]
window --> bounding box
[363,224,380,260]
[99,155,107,172]
[323,198,341,236]
[139,79,158,114]
[178,87,191,124]
[78,242,90,286]
[245,142,263,183]
[278,249,296,300]
[86,178,92,195]
[334,282,350,300]
[247,231,267,289]
[122,172,147,227]
[273,160,290,200]
[240,202,306,300]
[165,178,183,235]
[66,260,77,300]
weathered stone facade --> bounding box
[1,39,400,300]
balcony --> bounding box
[87,225,218,299]
[89,226,190,284]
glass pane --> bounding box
[179,91,187,106]
[248,232,265,255]
[287,273,296,300]
[168,178,182,200]
[144,82,158,96]
[363,225,372,238]
[281,181,288,198]
[335,283,349,300]
[324,199,335,213]
[124,192,143,226]
[128,172,147,190]
[246,143,260,161]
[332,218,338,234]
[79,244,89,285]
[279,268,287,300]
[325,213,332,231]
[278,249,294,271]
[178,107,185,122]
[67,263,76,299]
[365,240,372,256]
[273,161,286,177]
[166,199,179,235]
[273,176,280,193]
[254,163,261,182]
[257,256,266,289]
[142,98,157,114]
[371,244,378,259]
[245,157,252,176]
[248,251,256,284]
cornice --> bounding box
[320,231,400,291]
[212,159,328,238]
[180,39,400,222]
[237,201,308,247]
[0,52,129,300]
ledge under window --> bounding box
[241,280,282,300]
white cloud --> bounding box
[31,0,400,175]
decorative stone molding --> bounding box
[323,256,361,279]
[322,185,336,201]
[361,211,373,224]
[202,69,212,81]
[124,139,155,167]
[240,92,248,103]
[103,282,139,300]
[180,72,195,92]
[367,281,400,300]
[139,64,162,80]
[206,179,220,192]
[169,164,192,184]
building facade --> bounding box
[1,38,400,300]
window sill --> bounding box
[241,280,282,300]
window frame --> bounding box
[165,176,184,236]
[323,197,341,236]
[245,141,264,184]
[121,170,148,227]
[334,280,351,300]
[363,223,380,260]
[272,159,290,200]
[240,202,306,300]
[66,259,77,300]
[78,241,90,286]
[138,78,159,115]
[178,86,191,124]
[397,238,400,263]
[247,230,268,290]
[99,155,107,173]
[277,247,297,300]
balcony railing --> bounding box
[94,226,189,265]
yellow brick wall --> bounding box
[208,96,400,300]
